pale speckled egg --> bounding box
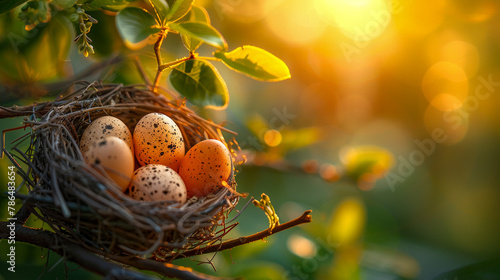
[80,116,134,156]
[84,136,134,192]
[133,113,185,171]
[179,139,232,198]
[129,164,187,203]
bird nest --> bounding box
[5,81,240,258]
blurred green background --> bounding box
[2,0,500,279]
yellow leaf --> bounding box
[328,197,365,246]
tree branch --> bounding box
[169,210,313,261]
[0,222,227,280]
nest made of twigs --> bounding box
[12,81,240,258]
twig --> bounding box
[134,56,152,86]
[170,210,312,260]
[152,30,167,92]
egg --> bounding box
[179,139,232,198]
[129,164,187,203]
[84,136,134,192]
[80,116,134,156]
[133,113,185,171]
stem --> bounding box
[152,30,167,92]
[134,57,152,86]
[196,56,220,61]
[169,210,313,260]
[158,56,193,72]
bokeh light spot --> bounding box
[440,40,480,78]
[422,61,469,112]
[287,234,317,258]
[264,129,282,147]
[329,198,366,245]
[424,105,469,145]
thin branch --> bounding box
[152,30,167,92]
[197,56,220,62]
[158,56,193,72]
[170,210,313,260]
[134,56,152,86]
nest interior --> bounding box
[13,81,239,258]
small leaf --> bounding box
[51,0,78,9]
[80,0,132,12]
[214,45,291,81]
[116,7,160,49]
[147,0,168,22]
[0,15,74,81]
[169,21,226,50]
[339,145,394,189]
[165,0,194,22]
[328,197,366,246]
[180,5,209,52]
[189,5,210,23]
[0,0,28,14]
[169,59,228,109]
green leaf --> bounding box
[51,0,78,9]
[165,0,194,22]
[339,146,394,184]
[80,0,132,12]
[169,21,226,50]
[0,15,74,81]
[147,0,168,22]
[214,45,291,81]
[0,0,28,14]
[116,7,160,49]
[188,5,210,23]
[86,11,124,57]
[169,59,228,109]
[180,5,209,52]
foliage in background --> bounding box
[0,0,290,109]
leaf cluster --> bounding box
[0,0,291,108]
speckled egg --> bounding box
[80,116,134,156]
[129,164,187,203]
[133,113,185,171]
[179,139,232,198]
[84,136,134,192]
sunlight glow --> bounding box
[266,0,325,44]
[315,0,391,41]
[422,61,469,112]
[424,105,469,145]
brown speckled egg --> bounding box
[80,116,134,156]
[179,139,232,198]
[133,113,185,171]
[84,136,134,192]
[129,164,187,203]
